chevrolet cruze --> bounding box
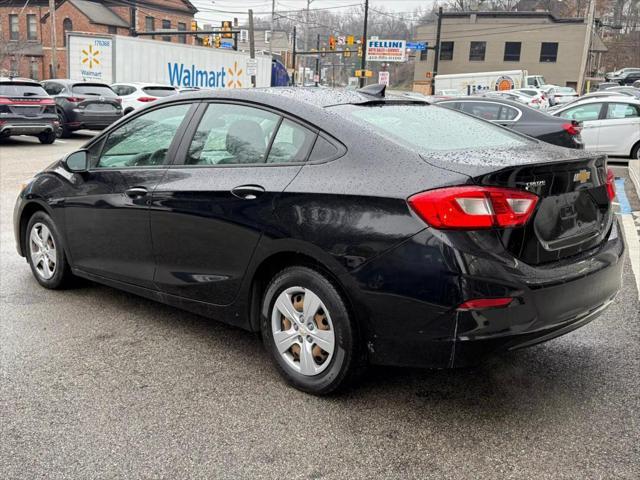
[14,86,625,394]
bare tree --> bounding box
[0,41,32,77]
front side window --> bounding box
[504,42,521,62]
[439,41,454,61]
[9,14,19,40]
[605,103,639,119]
[186,103,280,165]
[460,102,518,121]
[540,42,558,62]
[97,104,191,168]
[27,14,37,40]
[469,41,486,61]
[559,103,603,122]
[267,119,316,163]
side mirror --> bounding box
[64,150,88,173]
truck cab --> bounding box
[525,75,547,88]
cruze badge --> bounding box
[573,170,591,184]
[524,180,546,190]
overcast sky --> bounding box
[192,0,434,24]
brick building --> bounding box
[0,0,197,80]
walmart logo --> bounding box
[168,62,243,89]
[81,44,101,69]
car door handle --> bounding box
[125,187,148,198]
[231,184,265,200]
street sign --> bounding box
[366,39,407,62]
[378,71,390,86]
[220,41,233,49]
[406,42,427,51]
[246,58,257,76]
[337,36,346,46]
[355,69,373,78]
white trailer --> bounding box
[434,70,529,95]
[67,33,272,88]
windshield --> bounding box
[72,84,116,96]
[331,103,529,152]
[0,82,47,97]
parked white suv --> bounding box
[111,83,178,114]
[553,97,640,159]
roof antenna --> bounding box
[357,83,386,98]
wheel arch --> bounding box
[247,251,363,337]
[631,139,640,158]
[18,200,55,257]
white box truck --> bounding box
[67,33,272,88]
[434,70,547,95]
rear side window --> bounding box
[460,102,519,121]
[142,87,178,97]
[308,135,341,162]
[186,103,280,165]
[112,85,136,96]
[72,84,116,96]
[266,119,316,163]
[0,82,47,97]
[332,104,528,152]
[606,103,639,119]
[559,103,603,122]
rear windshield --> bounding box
[331,103,529,152]
[72,83,116,96]
[0,82,47,97]
[142,86,177,97]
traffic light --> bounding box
[203,36,210,47]
[347,35,354,46]
[343,48,351,58]
[221,20,233,39]
[329,36,336,50]
[357,45,363,57]
[191,20,197,31]
[214,35,221,48]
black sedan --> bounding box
[41,79,123,138]
[435,97,583,148]
[14,86,624,394]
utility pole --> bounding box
[577,0,596,95]
[48,0,57,78]
[315,34,320,86]
[359,0,369,88]
[269,0,275,60]
[433,7,442,79]
[292,26,297,86]
[129,0,137,36]
[248,9,256,88]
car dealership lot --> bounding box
[1,136,639,479]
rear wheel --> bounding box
[26,212,73,289]
[38,131,56,144]
[632,141,640,160]
[261,266,365,395]
[56,111,72,138]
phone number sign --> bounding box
[366,39,407,62]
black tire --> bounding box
[261,266,366,395]
[25,211,74,289]
[632,141,640,160]
[56,111,72,138]
[38,131,56,144]
[124,107,134,115]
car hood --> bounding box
[420,143,602,177]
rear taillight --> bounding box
[137,96,157,102]
[563,121,582,136]
[457,298,513,311]
[0,96,12,105]
[408,186,539,229]
[606,168,616,201]
[531,97,541,104]
[66,97,83,103]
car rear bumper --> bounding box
[66,111,122,130]
[346,218,625,368]
[0,119,57,136]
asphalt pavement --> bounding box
[1,134,639,479]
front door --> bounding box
[63,103,193,288]
[558,102,603,151]
[598,102,640,155]
[150,101,317,305]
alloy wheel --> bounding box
[29,223,57,280]
[271,287,335,376]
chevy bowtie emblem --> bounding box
[573,170,591,184]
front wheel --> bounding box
[26,211,73,289]
[632,141,640,160]
[38,131,56,144]
[261,266,365,395]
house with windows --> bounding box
[413,11,607,93]
[0,0,197,80]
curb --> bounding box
[630,159,640,199]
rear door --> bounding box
[150,101,317,305]
[598,102,640,155]
[557,102,604,151]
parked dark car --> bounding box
[435,97,583,149]
[0,77,58,144]
[604,67,640,81]
[41,79,123,137]
[14,87,624,395]
[609,69,640,85]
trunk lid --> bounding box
[421,147,612,265]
